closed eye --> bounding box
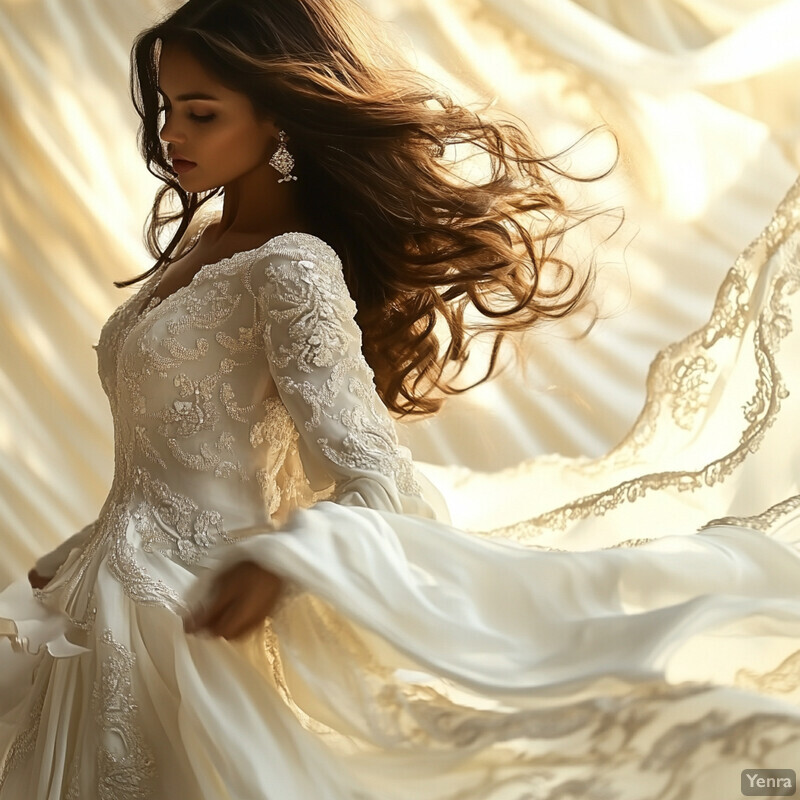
[157,102,213,124]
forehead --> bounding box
[157,42,227,95]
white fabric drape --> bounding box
[1,0,799,586]
[2,174,799,798]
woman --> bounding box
[2,0,800,797]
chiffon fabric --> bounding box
[0,170,799,798]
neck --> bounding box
[215,164,307,239]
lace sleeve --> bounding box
[252,236,435,519]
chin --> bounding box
[176,176,215,193]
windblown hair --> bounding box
[125,0,617,416]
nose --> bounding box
[159,114,185,146]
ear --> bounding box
[254,109,280,133]
[262,120,283,149]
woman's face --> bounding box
[157,43,278,192]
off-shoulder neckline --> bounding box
[137,223,340,322]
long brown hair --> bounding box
[125,0,618,416]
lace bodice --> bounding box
[35,227,433,580]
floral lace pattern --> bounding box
[705,492,800,533]
[29,222,426,613]
[132,466,230,565]
[736,647,800,695]
[257,242,422,499]
[667,354,716,430]
[92,630,155,800]
[107,505,185,611]
[487,215,800,541]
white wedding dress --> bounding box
[1,175,800,800]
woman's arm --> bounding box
[253,241,435,518]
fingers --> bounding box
[213,604,264,641]
[198,602,239,638]
[186,566,246,629]
[183,589,231,634]
[186,597,264,640]
[184,564,284,640]
[28,569,52,591]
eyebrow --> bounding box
[157,88,219,102]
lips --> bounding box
[170,155,197,175]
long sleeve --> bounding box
[251,236,436,520]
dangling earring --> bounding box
[269,131,298,183]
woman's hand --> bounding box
[184,561,284,641]
[28,568,52,590]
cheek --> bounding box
[209,123,270,167]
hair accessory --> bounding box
[269,131,298,183]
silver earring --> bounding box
[269,131,298,183]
